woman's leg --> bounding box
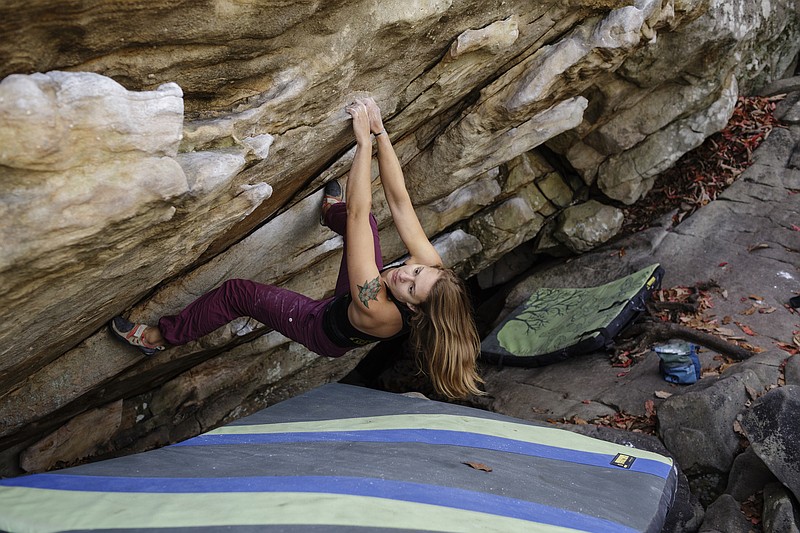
[323,201,383,296]
[158,279,330,353]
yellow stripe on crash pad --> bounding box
[208,413,673,466]
[0,487,585,533]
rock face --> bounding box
[740,385,800,503]
[0,0,798,475]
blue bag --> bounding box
[655,341,701,384]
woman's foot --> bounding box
[109,316,166,356]
[320,179,343,226]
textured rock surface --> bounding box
[740,385,800,503]
[1,0,799,476]
[657,370,758,473]
[553,199,624,252]
[724,446,779,502]
[762,482,800,533]
[699,494,752,533]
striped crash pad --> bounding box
[0,384,676,532]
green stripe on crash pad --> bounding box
[206,413,672,467]
[0,488,587,533]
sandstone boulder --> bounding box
[553,199,624,253]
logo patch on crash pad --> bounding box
[611,453,636,469]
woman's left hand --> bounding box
[363,97,385,135]
[346,99,372,146]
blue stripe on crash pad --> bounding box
[0,474,638,533]
[173,429,672,479]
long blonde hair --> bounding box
[409,267,484,399]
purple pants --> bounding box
[158,202,384,357]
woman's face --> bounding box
[382,264,442,309]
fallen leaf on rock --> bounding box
[747,243,770,252]
[572,416,588,425]
[644,400,656,417]
[581,400,591,404]
[722,315,733,324]
[716,327,736,336]
[740,343,765,353]
[758,306,776,314]
[735,322,756,336]
[718,262,728,267]
[740,306,757,316]
[792,224,800,232]
[749,294,765,301]
[741,492,763,527]
[733,419,746,436]
[463,462,493,472]
[654,391,672,399]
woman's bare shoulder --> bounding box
[348,298,404,338]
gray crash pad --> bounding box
[0,384,676,532]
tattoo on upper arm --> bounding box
[357,277,381,308]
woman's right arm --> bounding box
[366,99,443,267]
[343,99,402,336]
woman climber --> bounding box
[110,97,483,399]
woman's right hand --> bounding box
[346,99,372,146]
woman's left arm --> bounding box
[364,98,442,267]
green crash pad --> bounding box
[481,264,663,367]
[0,383,676,532]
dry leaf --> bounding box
[747,243,770,252]
[736,322,756,336]
[722,315,733,324]
[463,461,493,472]
[716,327,735,336]
[740,306,757,316]
[740,343,765,353]
[758,307,776,314]
[644,400,656,417]
[749,294,765,301]
[572,417,588,425]
[733,420,746,436]
[655,391,673,399]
